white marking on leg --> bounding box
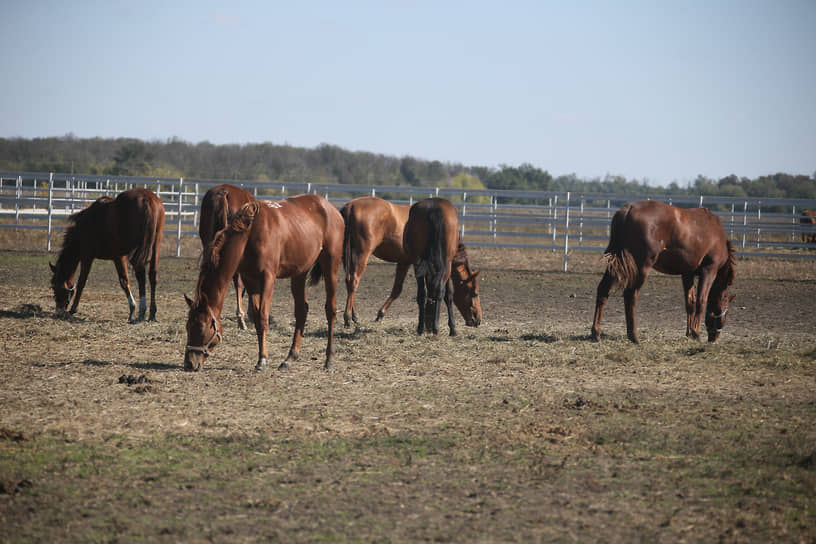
[127,290,137,310]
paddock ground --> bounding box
[0,247,814,542]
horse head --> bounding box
[184,294,222,371]
[452,267,482,327]
[705,291,736,343]
[49,262,75,314]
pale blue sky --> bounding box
[2,1,814,186]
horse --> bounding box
[339,196,413,327]
[800,210,816,244]
[49,187,165,322]
[590,200,735,344]
[184,194,344,372]
[199,184,255,329]
[402,197,481,336]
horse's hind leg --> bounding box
[343,247,369,328]
[376,262,410,322]
[444,279,456,336]
[281,274,308,370]
[414,272,427,335]
[132,263,147,322]
[113,256,138,322]
[252,276,275,372]
[682,273,696,337]
[69,257,94,316]
[590,269,615,341]
[322,253,339,369]
[623,272,648,343]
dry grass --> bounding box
[0,247,814,542]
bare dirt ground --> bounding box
[0,246,815,542]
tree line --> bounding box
[1,135,814,200]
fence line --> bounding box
[2,172,816,271]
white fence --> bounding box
[2,172,816,271]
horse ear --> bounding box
[728,294,736,303]
[49,262,56,273]
[471,270,480,280]
[184,294,194,308]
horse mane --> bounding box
[719,239,736,288]
[54,197,114,276]
[453,241,469,267]
[196,201,261,302]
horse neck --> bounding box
[197,230,249,315]
[55,233,81,282]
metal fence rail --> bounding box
[2,171,816,271]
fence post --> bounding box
[371,187,376,197]
[579,196,584,247]
[47,173,54,252]
[194,183,200,231]
[460,192,467,241]
[756,201,761,248]
[730,203,735,239]
[15,176,21,225]
[176,178,184,257]
[562,192,570,272]
[551,195,558,250]
[741,201,747,251]
[491,195,497,243]
[791,205,796,243]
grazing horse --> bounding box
[184,194,344,372]
[339,196,412,326]
[800,210,816,244]
[590,200,735,343]
[199,184,255,329]
[402,197,481,336]
[49,188,165,322]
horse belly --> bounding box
[372,238,406,263]
[654,249,699,275]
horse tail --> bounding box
[340,203,354,273]
[199,188,230,246]
[422,205,448,284]
[132,197,160,268]
[309,260,323,287]
[602,205,638,289]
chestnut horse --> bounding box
[50,188,165,322]
[184,194,344,372]
[800,210,816,244]
[403,197,482,335]
[199,184,254,329]
[339,196,412,326]
[590,200,735,343]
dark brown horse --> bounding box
[590,200,735,343]
[184,194,344,372]
[199,184,254,329]
[49,188,165,322]
[800,210,816,244]
[403,197,481,335]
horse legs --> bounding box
[426,274,447,335]
[682,273,696,337]
[590,269,616,341]
[376,262,410,322]
[281,274,308,370]
[111,256,138,322]
[132,264,147,322]
[414,273,427,335]
[690,268,717,340]
[343,247,369,328]
[69,257,95,316]
[233,274,247,330]
[444,278,456,336]
[321,253,339,370]
[252,275,275,371]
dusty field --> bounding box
[0,247,815,542]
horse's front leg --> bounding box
[444,279,456,336]
[280,274,308,370]
[590,269,615,341]
[234,274,247,330]
[682,273,696,338]
[692,268,717,341]
[376,261,410,322]
[414,273,427,335]
[112,256,137,321]
[69,257,94,316]
[322,255,339,370]
[252,277,275,371]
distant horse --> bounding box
[199,184,255,329]
[184,194,344,372]
[800,210,816,244]
[50,188,165,322]
[402,197,481,335]
[339,196,413,327]
[590,200,735,343]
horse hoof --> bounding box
[277,361,289,371]
[255,358,267,372]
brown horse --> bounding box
[49,187,165,322]
[403,197,482,335]
[800,210,816,244]
[590,200,735,343]
[199,184,254,329]
[184,194,344,372]
[339,196,412,327]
